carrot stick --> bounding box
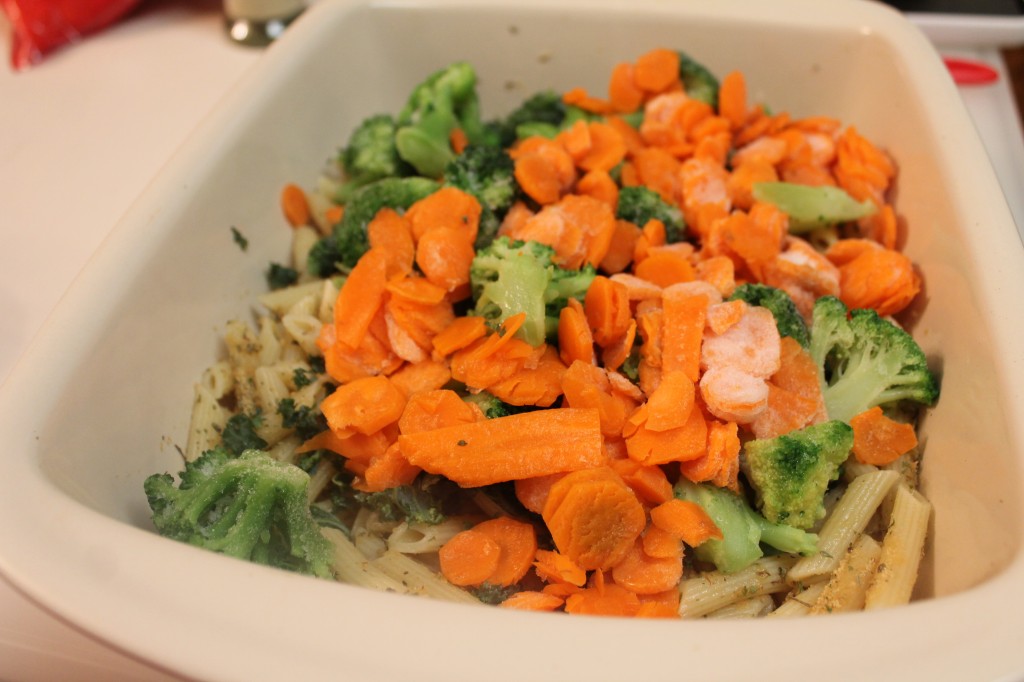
[439,529,502,586]
[473,517,539,586]
[280,183,310,227]
[850,406,918,466]
[397,408,605,487]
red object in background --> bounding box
[943,56,1000,86]
[1,0,141,70]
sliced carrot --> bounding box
[487,345,567,408]
[706,299,746,335]
[500,591,565,612]
[641,525,684,560]
[610,539,683,595]
[472,517,539,586]
[533,549,587,587]
[608,458,674,506]
[449,126,469,155]
[512,136,577,205]
[360,442,421,492]
[624,401,708,465]
[608,61,644,113]
[398,389,480,435]
[718,70,747,129]
[333,248,389,348]
[576,169,620,209]
[432,315,489,357]
[556,119,593,163]
[826,239,921,317]
[649,498,723,547]
[564,582,642,617]
[601,319,637,373]
[584,276,632,348]
[324,204,344,226]
[542,466,646,571]
[600,220,642,275]
[415,225,475,297]
[558,299,597,367]
[560,360,627,438]
[749,382,820,440]
[850,406,919,466]
[577,122,628,173]
[698,365,770,424]
[660,286,708,383]
[562,86,613,115]
[514,473,564,515]
[387,359,452,397]
[280,183,310,227]
[634,48,680,93]
[405,185,482,245]
[634,248,695,287]
[644,370,696,432]
[398,408,604,487]
[321,375,406,436]
[679,419,739,486]
[367,208,415,278]
[439,529,502,587]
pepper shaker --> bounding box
[224,0,306,46]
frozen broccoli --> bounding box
[470,237,596,346]
[742,420,854,530]
[674,479,818,574]
[308,176,439,276]
[615,185,686,243]
[350,474,455,526]
[336,113,411,202]
[462,390,516,419]
[394,62,491,178]
[752,181,876,233]
[809,296,940,424]
[442,144,518,249]
[144,448,332,578]
[489,90,568,146]
[678,51,720,107]
[728,283,810,348]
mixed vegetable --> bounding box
[146,48,939,618]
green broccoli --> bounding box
[394,62,490,178]
[742,420,854,530]
[678,51,720,107]
[728,283,810,348]
[752,181,876,233]
[674,479,818,574]
[308,176,439,276]
[144,448,332,578]
[490,90,568,147]
[350,474,455,525]
[336,113,411,202]
[809,296,940,424]
[219,411,267,455]
[615,185,686,243]
[470,237,596,346]
[442,144,518,249]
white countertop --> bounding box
[1,3,1023,679]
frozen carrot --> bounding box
[610,539,683,595]
[542,466,646,571]
[644,370,696,432]
[577,122,628,173]
[600,219,641,275]
[576,169,620,209]
[405,186,482,244]
[556,119,592,163]
[321,375,407,436]
[398,408,604,487]
[608,458,674,506]
[432,315,489,357]
[700,304,781,379]
[850,406,919,466]
[398,389,480,435]
[360,442,421,492]
[514,473,564,515]
[601,319,637,373]
[439,529,502,587]
[500,591,564,612]
[512,136,577,205]
[473,517,539,586]
[564,582,642,617]
[561,360,627,437]
[624,401,708,465]
[487,345,567,408]
[634,249,695,287]
[749,383,820,440]
[649,498,723,547]
[584,275,632,348]
[679,419,738,485]
[415,226,475,297]
[280,183,310,227]
[562,86,613,115]
[826,239,921,316]
[642,525,684,559]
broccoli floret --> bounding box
[490,90,568,147]
[336,113,411,202]
[728,283,810,348]
[809,296,940,424]
[351,474,454,525]
[678,51,720,107]
[674,479,818,574]
[752,181,876,233]
[144,448,332,578]
[615,185,686,243]
[470,237,596,346]
[309,176,440,276]
[395,62,490,178]
[742,420,854,530]
[442,144,518,249]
